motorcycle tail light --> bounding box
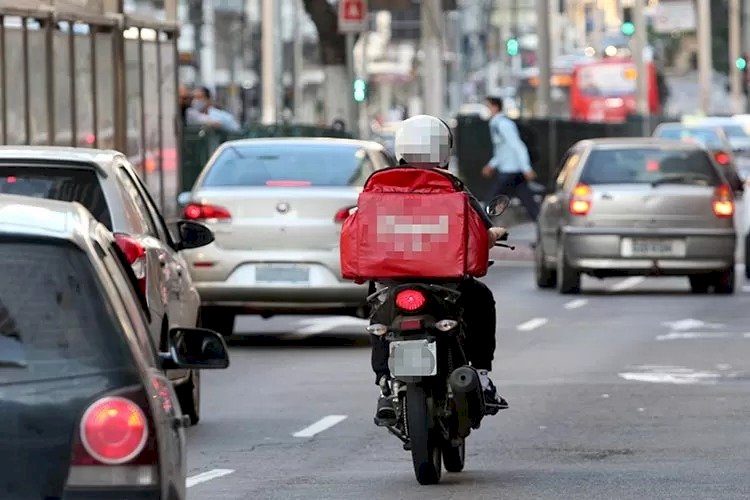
[395,289,426,312]
[399,318,423,331]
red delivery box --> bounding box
[340,167,489,282]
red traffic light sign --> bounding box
[338,0,368,33]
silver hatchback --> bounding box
[535,139,736,294]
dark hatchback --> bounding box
[0,194,229,499]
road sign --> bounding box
[338,0,368,33]
[652,0,696,34]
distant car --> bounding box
[0,194,229,499]
[0,147,214,424]
[178,138,397,336]
[652,123,743,192]
[536,139,736,294]
[696,117,750,182]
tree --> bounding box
[302,0,357,129]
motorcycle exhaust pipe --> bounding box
[448,366,485,434]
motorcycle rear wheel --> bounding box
[442,441,465,472]
[406,384,442,485]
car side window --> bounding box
[115,166,159,238]
[556,150,581,190]
[96,238,159,365]
[121,163,176,247]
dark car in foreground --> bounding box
[0,194,229,499]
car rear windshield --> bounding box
[201,144,371,187]
[0,166,112,229]
[655,127,723,148]
[580,148,721,186]
[0,240,131,384]
[720,125,748,138]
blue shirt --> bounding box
[207,107,241,132]
[488,114,531,174]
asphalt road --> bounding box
[185,255,750,499]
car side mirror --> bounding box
[162,327,230,370]
[177,192,191,207]
[176,220,214,251]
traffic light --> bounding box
[736,56,747,71]
[506,38,519,57]
[621,7,635,37]
[353,78,367,102]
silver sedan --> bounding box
[535,139,736,295]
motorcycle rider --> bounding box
[370,114,509,425]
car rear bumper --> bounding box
[196,283,368,312]
[561,226,736,273]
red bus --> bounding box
[570,57,660,123]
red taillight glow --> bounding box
[84,133,96,145]
[399,318,423,330]
[114,233,147,296]
[5,175,16,184]
[714,152,731,165]
[183,203,232,221]
[395,289,427,312]
[712,184,734,218]
[265,180,312,187]
[334,206,356,223]
[569,183,592,216]
[79,397,148,465]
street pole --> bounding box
[421,0,445,118]
[536,0,551,117]
[345,32,357,134]
[359,32,369,139]
[745,0,750,111]
[632,0,649,134]
[293,0,304,122]
[696,0,713,115]
[729,0,743,114]
[261,0,276,124]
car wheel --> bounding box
[714,267,735,295]
[556,242,580,294]
[689,275,711,294]
[535,237,557,288]
[176,369,200,426]
[200,306,236,337]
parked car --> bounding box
[0,194,229,499]
[178,138,397,336]
[535,139,736,294]
[0,146,214,424]
[652,122,743,192]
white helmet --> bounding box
[394,115,453,168]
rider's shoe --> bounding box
[478,370,509,415]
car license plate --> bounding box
[255,265,309,284]
[621,238,686,258]
[388,340,437,377]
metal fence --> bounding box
[454,114,673,201]
[0,5,179,215]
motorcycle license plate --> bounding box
[388,340,437,377]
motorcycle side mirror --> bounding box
[486,195,511,217]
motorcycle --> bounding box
[366,195,513,485]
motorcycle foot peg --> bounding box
[448,366,480,393]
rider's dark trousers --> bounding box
[370,278,497,384]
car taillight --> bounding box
[183,202,232,222]
[712,184,734,218]
[68,389,159,488]
[714,151,731,165]
[569,183,592,216]
[114,233,147,296]
[395,289,427,312]
[334,206,356,223]
[79,397,148,465]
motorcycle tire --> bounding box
[442,441,465,473]
[405,384,442,485]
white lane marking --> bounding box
[293,415,348,438]
[743,284,750,293]
[662,318,724,331]
[186,469,235,488]
[564,299,588,310]
[618,365,721,385]
[656,332,731,341]
[744,333,750,338]
[295,317,369,335]
[517,317,548,331]
[608,276,646,292]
